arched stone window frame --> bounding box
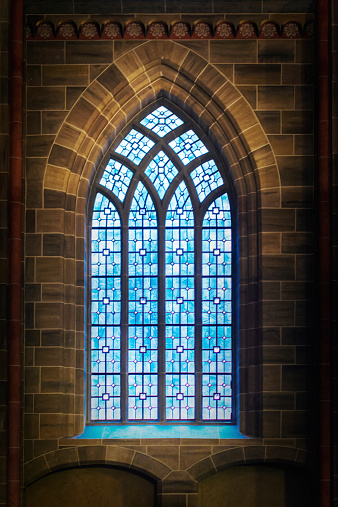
[35,41,279,440]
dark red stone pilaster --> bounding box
[7,0,23,505]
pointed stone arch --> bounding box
[45,41,278,206]
[34,40,280,441]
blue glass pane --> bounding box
[201,194,232,421]
[129,181,157,228]
[166,374,195,420]
[190,160,223,202]
[165,181,194,228]
[144,151,178,200]
[169,130,208,165]
[128,326,158,420]
[100,159,133,201]
[140,106,184,137]
[128,181,158,420]
[128,374,158,420]
[202,194,231,228]
[91,374,121,421]
[92,192,121,229]
[115,129,155,165]
[165,182,195,419]
[202,326,232,373]
[91,193,121,421]
[202,374,232,420]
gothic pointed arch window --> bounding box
[88,101,235,424]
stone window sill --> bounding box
[71,424,249,440]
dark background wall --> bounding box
[24,0,315,15]
[0,0,9,504]
[332,1,338,504]
[25,467,155,507]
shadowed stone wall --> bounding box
[332,1,338,505]
[0,0,9,504]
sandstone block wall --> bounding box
[18,0,321,504]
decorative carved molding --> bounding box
[26,19,314,41]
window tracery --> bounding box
[89,102,234,423]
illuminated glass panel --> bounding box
[140,106,184,137]
[169,130,208,165]
[190,160,223,202]
[202,194,232,420]
[144,151,178,199]
[91,193,121,421]
[165,182,195,420]
[90,105,234,424]
[100,160,133,202]
[128,181,158,420]
[115,129,155,165]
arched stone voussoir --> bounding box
[131,451,172,481]
[178,50,209,84]
[239,123,270,156]
[55,122,87,154]
[132,40,190,72]
[96,64,130,104]
[66,96,101,135]
[211,80,242,113]
[186,445,310,483]
[45,39,277,202]
[161,471,198,493]
[114,48,146,83]
[226,97,261,139]
[82,80,118,114]
[24,445,172,487]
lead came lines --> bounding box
[128,181,158,420]
[165,182,195,420]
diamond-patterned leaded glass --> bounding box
[190,160,223,202]
[89,103,234,425]
[145,151,178,200]
[100,160,133,202]
[128,182,158,420]
[169,129,208,165]
[140,106,184,137]
[91,193,121,421]
[165,182,195,420]
[202,194,232,420]
[115,129,155,165]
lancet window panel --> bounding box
[88,101,235,424]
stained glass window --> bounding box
[89,103,234,424]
